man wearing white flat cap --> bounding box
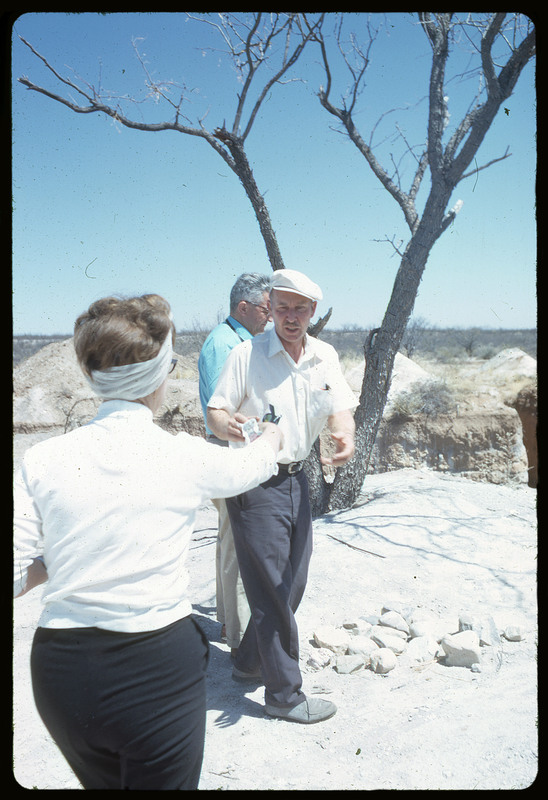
[207,269,356,724]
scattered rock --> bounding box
[408,619,437,639]
[440,631,481,667]
[346,636,379,662]
[306,647,332,670]
[459,613,502,646]
[334,654,365,674]
[308,604,524,677]
[370,624,407,641]
[458,613,475,632]
[370,629,407,655]
[378,610,410,634]
[503,626,524,642]
[313,625,351,655]
[478,617,502,647]
[370,648,397,674]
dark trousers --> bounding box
[226,469,313,708]
[30,615,209,790]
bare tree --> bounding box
[401,316,432,359]
[18,13,323,276]
[307,12,535,512]
[17,13,535,515]
[452,327,482,357]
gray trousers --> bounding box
[226,469,313,708]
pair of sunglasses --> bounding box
[262,404,281,424]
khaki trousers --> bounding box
[212,497,250,648]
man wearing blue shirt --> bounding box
[198,274,271,656]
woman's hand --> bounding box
[16,557,48,598]
[257,421,284,453]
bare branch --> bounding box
[460,147,512,181]
[240,13,325,141]
[372,235,407,259]
[449,20,535,183]
[480,13,506,99]
[409,150,429,202]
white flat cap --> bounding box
[269,269,323,302]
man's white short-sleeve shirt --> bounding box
[208,328,357,463]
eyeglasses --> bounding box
[168,358,178,374]
[246,301,270,316]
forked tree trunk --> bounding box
[326,207,445,513]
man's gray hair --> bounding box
[230,273,271,313]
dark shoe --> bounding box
[232,665,263,684]
[264,696,337,724]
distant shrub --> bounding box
[387,379,458,422]
[475,345,499,360]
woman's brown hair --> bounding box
[74,294,175,377]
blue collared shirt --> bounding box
[198,316,253,434]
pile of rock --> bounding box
[307,603,524,676]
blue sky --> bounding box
[12,12,536,335]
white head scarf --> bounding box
[85,331,173,401]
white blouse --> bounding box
[13,399,278,632]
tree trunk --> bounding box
[322,191,451,513]
[214,128,286,272]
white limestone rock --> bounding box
[459,613,502,646]
[503,625,524,642]
[441,630,481,667]
[478,617,502,646]
[378,610,410,635]
[381,601,414,619]
[458,613,475,632]
[370,648,397,674]
[408,619,434,639]
[343,619,373,637]
[370,624,407,640]
[306,647,333,671]
[370,628,407,655]
[334,654,365,674]
[346,636,379,663]
[400,635,441,664]
[313,625,352,655]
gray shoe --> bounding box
[232,665,263,683]
[264,696,337,724]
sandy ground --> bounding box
[12,466,537,791]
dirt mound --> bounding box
[13,339,100,433]
[370,407,528,484]
[13,341,536,488]
[479,347,536,378]
[13,338,203,435]
[343,352,431,400]
[507,382,537,487]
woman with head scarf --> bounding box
[14,294,283,790]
